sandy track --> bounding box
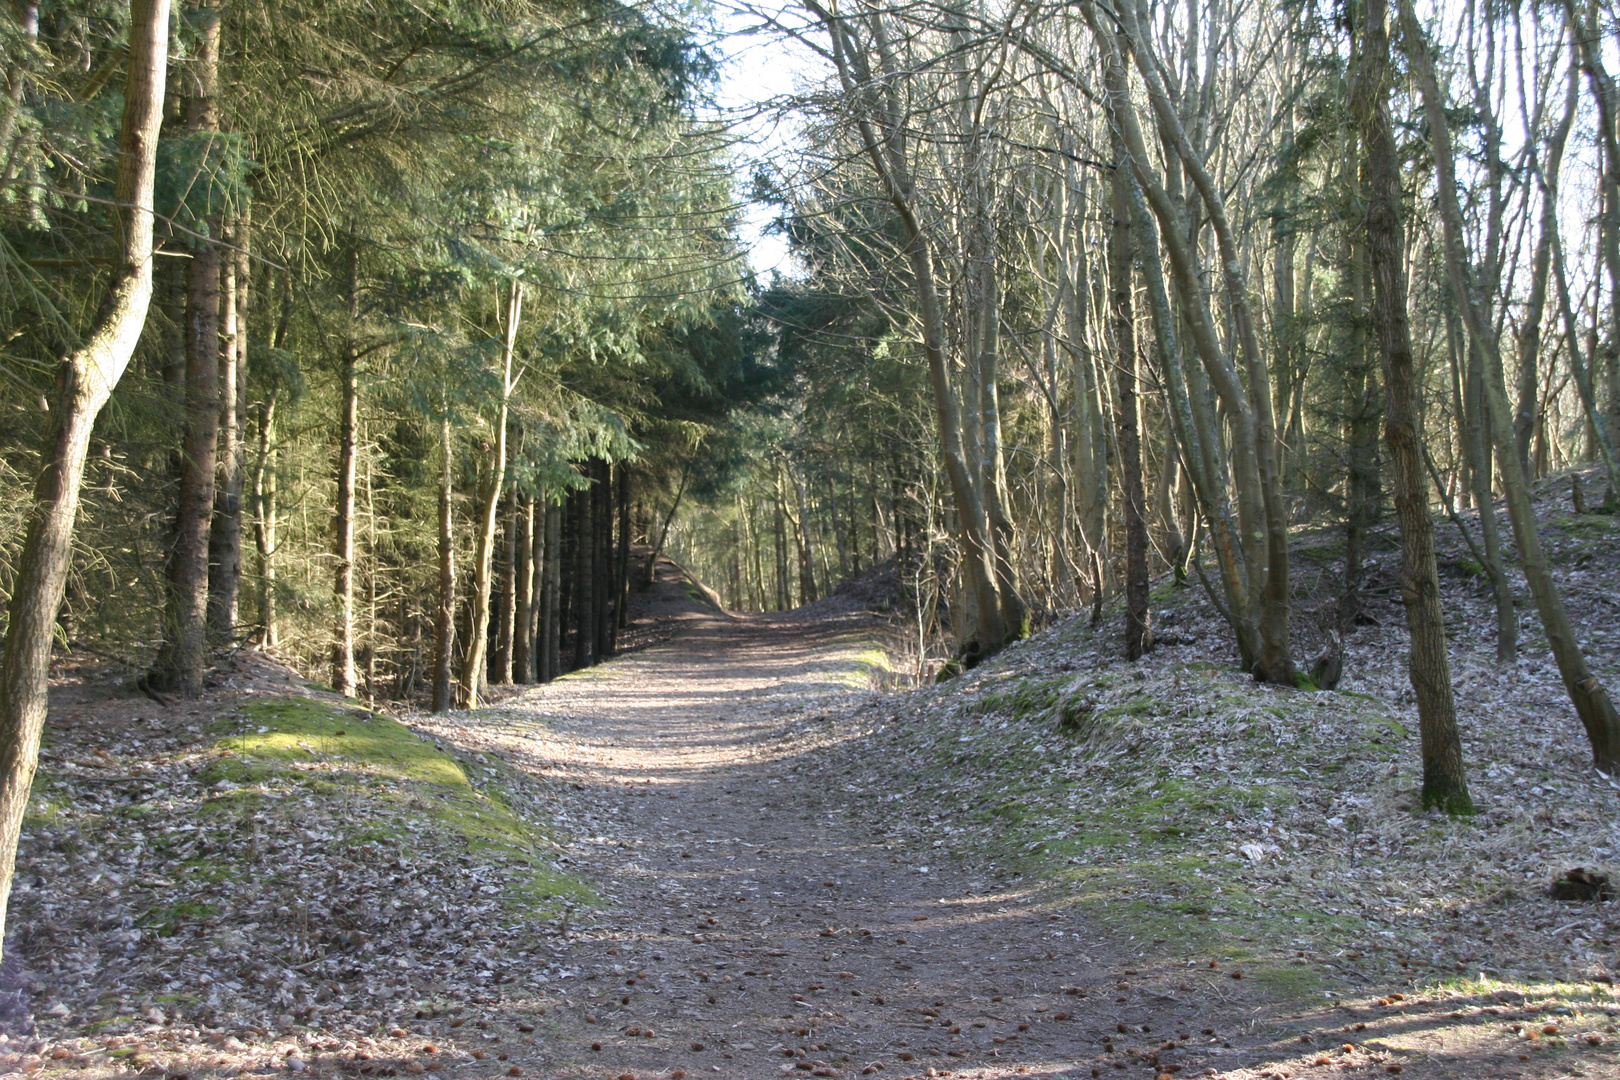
[425,610,1233,1080]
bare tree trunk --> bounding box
[492,484,516,685]
[208,208,247,638]
[152,3,223,696]
[1088,4,1280,678]
[1118,0,1294,684]
[514,493,533,684]
[253,393,278,646]
[829,474,850,582]
[1554,229,1620,491]
[0,0,169,962]
[572,480,595,668]
[459,280,521,707]
[432,413,456,712]
[1097,28,1258,671]
[792,467,818,604]
[973,250,1027,639]
[332,248,360,698]
[1564,0,1620,460]
[1407,1,1620,772]
[541,499,560,682]
[773,495,790,610]
[1544,61,1620,493]
[529,495,544,678]
[1458,301,1517,662]
[1108,162,1151,659]
[0,3,39,163]
[593,459,613,659]
[559,496,576,656]
[155,238,222,696]
[1340,226,1380,635]
[813,3,1006,660]
[253,277,288,648]
[613,465,631,639]
[1352,0,1472,813]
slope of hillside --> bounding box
[796,465,1620,1071]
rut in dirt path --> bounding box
[433,610,1230,1080]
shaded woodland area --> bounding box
[2,0,1620,1050]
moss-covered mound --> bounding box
[18,690,589,1037]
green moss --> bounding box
[1552,513,1616,538]
[198,695,594,916]
[221,700,465,785]
[137,900,218,937]
[1296,537,1347,565]
[972,678,1068,719]
[24,784,69,828]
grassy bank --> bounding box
[18,686,588,1037]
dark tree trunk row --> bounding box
[432,458,632,709]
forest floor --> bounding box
[10,474,1620,1080]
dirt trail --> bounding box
[427,609,1232,1080]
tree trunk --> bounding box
[541,499,561,682]
[1108,161,1152,660]
[529,495,545,678]
[1341,228,1380,635]
[253,393,278,646]
[613,465,631,640]
[572,479,595,668]
[1564,0,1620,462]
[593,459,613,660]
[332,248,360,698]
[1543,62,1620,493]
[1118,0,1294,684]
[154,244,220,694]
[514,493,534,684]
[1109,82,1254,668]
[643,453,693,587]
[152,2,223,696]
[773,496,790,610]
[815,6,1006,660]
[973,251,1027,639]
[1458,301,1517,662]
[829,475,850,582]
[459,280,521,707]
[0,0,169,963]
[792,468,817,604]
[1352,0,1472,813]
[1406,1,1620,772]
[432,413,457,712]
[207,209,247,638]
[1087,3,1278,679]
[492,484,516,685]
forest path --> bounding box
[427,608,1229,1080]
